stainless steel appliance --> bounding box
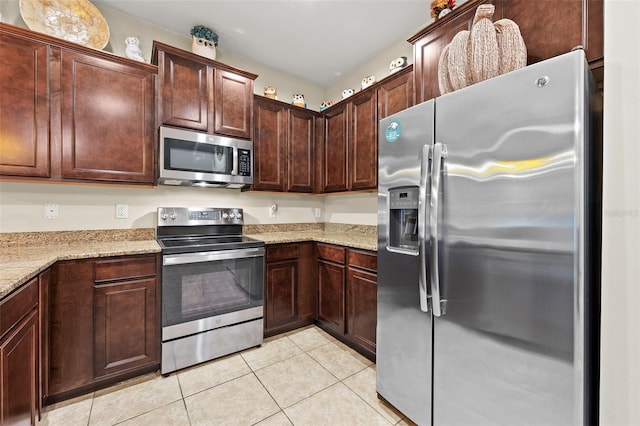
[157,207,265,374]
[377,50,601,425]
[159,126,253,188]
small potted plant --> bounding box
[190,25,218,60]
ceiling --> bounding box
[93,0,432,87]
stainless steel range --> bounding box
[156,207,265,374]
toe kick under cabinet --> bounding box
[47,254,160,404]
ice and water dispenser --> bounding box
[387,187,419,252]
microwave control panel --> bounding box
[238,149,251,176]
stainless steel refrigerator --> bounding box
[376,50,601,426]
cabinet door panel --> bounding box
[349,91,377,190]
[49,260,94,396]
[500,0,577,64]
[347,268,377,354]
[288,108,315,192]
[317,260,345,334]
[93,278,157,377]
[0,34,50,178]
[214,70,253,139]
[158,50,211,131]
[413,11,475,103]
[265,261,297,330]
[297,243,316,321]
[499,0,602,66]
[0,310,38,426]
[60,50,155,183]
[323,106,349,192]
[378,67,414,119]
[253,98,286,191]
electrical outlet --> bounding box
[314,208,322,218]
[44,204,59,219]
[115,204,128,219]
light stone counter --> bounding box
[245,222,378,252]
[0,229,160,300]
[246,231,377,252]
[0,224,377,300]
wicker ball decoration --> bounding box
[438,4,526,95]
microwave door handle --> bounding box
[231,147,238,176]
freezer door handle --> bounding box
[430,142,447,317]
[418,144,431,313]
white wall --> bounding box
[323,0,470,104]
[600,0,640,424]
[0,182,327,232]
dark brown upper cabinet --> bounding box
[253,96,318,193]
[0,23,157,185]
[409,0,603,104]
[320,66,414,193]
[152,41,257,140]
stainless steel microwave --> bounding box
[159,126,253,189]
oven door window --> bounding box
[162,251,264,327]
[164,138,233,174]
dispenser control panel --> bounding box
[388,187,419,252]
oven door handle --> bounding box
[163,247,265,265]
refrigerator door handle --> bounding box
[418,144,431,313]
[430,142,447,317]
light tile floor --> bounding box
[38,326,414,426]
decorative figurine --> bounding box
[124,36,145,62]
[320,100,333,111]
[292,94,306,108]
[264,86,278,100]
[361,75,376,90]
[389,56,408,74]
[341,88,355,99]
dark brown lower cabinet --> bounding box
[317,248,346,334]
[93,278,158,378]
[316,244,377,361]
[0,278,39,426]
[48,254,159,403]
[264,243,316,337]
[346,251,377,359]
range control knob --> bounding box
[222,212,229,219]
[235,212,242,219]
[169,213,177,220]
[229,213,236,219]
[160,213,169,221]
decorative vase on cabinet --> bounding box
[191,36,216,60]
[190,25,218,60]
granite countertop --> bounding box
[247,231,377,251]
[244,222,377,251]
[0,224,377,301]
[0,229,160,300]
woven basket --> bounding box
[191,36,216,60]
[437,4,526,94]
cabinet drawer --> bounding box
[0,277,38,338]
[95,256,157,283]
[316,244,345,264]
[347,250,377,273]
[266,244,299,262]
